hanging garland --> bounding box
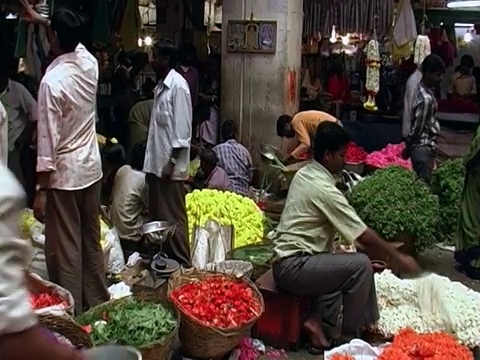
[364,37,380,111]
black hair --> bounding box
[461,54,475,69]
[153,39,178,68]
[313,121,350,162]
[142,77,156,98]
[221,120,238,141]
[421,54,446,75]
[118,51,129,65]
[200,149,218,167]
[276,114,292,137]
[131,142,146,171]
[181,44,197,61]
[103,140,126,168]
[193,103,211,122]
[50,8,86,53]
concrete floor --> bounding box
[261,247,480,360]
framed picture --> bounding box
[227,20,277,54]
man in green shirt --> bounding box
[273,121,420,354]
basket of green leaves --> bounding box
[77,297,179,360]
[348,166,440,256]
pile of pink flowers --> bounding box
[365,143,412,170]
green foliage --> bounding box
[349,166,440,253]
[77,298,177,347]
[430,159,465,244]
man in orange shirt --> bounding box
[277,110,341,162]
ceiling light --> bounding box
[5,12,17,20]
[447,0,480,8]
[138,38,143,47]
[455,23,474,27]
[144,36,153,46]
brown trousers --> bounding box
[146,174,191,266]
[45,181,110,314]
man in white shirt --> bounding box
[0,64,37,184]
[144,39,192,266]
[110,142,148,246]
[1,2,83,359]
[0,165,84,360]
[0,101,7,165]
[33,8,109,314]
[402,68,422,138]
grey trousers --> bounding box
[410,146,435,183]
[272,252,379,338]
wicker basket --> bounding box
[77,297,179,360]
[38,314,93,348]
[168,269,265,360]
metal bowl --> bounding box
[141,221,177,246]
[83,346,141,360]
[260,144,282,162]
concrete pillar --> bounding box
[221,0,303,159]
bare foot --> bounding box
[303,314,332,349]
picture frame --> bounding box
[227,20,277,54]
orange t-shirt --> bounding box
[291,110,338,150]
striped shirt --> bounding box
[408,82,440,152]
[213,139,252,196]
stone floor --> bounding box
[262,247,480,360]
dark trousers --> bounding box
[410,146,435,183]
[273,253,379,338]
[45,181,110,314]
[146,174,191,267]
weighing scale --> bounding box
[130,221,180,300]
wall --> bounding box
[221,0,303,158]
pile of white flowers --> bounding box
[374,270,480,348]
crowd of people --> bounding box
[2,2,480,360]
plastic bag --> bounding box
[325,339,388,360]
[105,228,125,274]
[27,273,75,316]
[191,220,232,269]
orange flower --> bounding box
[378,329,473,360]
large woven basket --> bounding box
[168,269,265,360]
[77,297,179,360]
[38,314,93,348]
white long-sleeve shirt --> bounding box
[0,100,8,165]
[36,43,102,190]
[402,69,422,138]
[143,69,192,181]
[0,165,37,335]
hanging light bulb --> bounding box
[464,31,473,42]
[330,25,337,43]
[144,36,153,46]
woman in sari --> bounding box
[455,127,480,279]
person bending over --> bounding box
[110,142,148,253]
[273,121,421,355]
[276,110,340,163]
